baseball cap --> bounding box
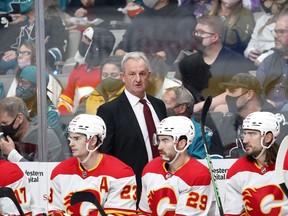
[20,66,50,86]
[219,73,262,93]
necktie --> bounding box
[139,99,159,158]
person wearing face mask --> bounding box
[0,96,66,162]
[161,86,213,159]
[57,26,115,114]
[211,73,276,158]
[244,0,288,67]
[75,56,125,115]
[178,15,251,113]
[15,66,62,132]
[6,40,64,106]
[114,0,197,70]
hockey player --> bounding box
[224,111,288,215]
[0,158,43,215]
[48,114,137,215]
[138,116,216,215]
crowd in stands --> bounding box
[1,0,288,159]
[2,0,288,214]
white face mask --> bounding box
[143,0,159,8]
[18,59,31,69]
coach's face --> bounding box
[121,58,151,99]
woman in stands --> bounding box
[209,0,255,55]
[6,40,63,106]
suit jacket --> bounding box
[97,92,167,198]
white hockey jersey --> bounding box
[138,157,216,216]
[225,155,288,216]
[48,154,137,215]
[0,160,41,216]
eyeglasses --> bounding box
[271,29,288,37]
[102,72,120,78]
[193,30,216,37]
[17,50,31,56]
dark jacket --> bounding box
[203,47,251,97]
[97,92,167,200]
[257,50,288,110]
[115,3,196,68]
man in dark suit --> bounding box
[97,52,167,202]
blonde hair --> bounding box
[209,0,244,28]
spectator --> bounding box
[0,0,33,29]
[75,56,124,115]
[15,66,61,131]
[0,0,69,74]
[6,40,63,106]
[114,0,197,69]
[208,0,255,55]
[48,114,137,215]
[162,85,212,159]
[138,116,216,215]
[224,111,288,215]
[0,159,43,215]
[0,97,65,162]
[97,52,167,203]
[244,0,288,66]
[57,26,115,114]
[212,73,276,158]
[145,54,181,99]
[178,15,251,112]
[63,0,126,29]
[256,13,288,111]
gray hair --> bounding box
[0,97,30,119]
[165,86,195,118]
[121,52,151,72]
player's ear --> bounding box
[264,132,273,145]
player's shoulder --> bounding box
[142,157,164,175]
[100,154,135,178]
[179,158,211,186]
[0,160,24,186]
[226,157,252,179]
[50,157,78,180]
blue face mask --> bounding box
[16,85,36,100]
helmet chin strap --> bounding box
[253,147,266,160]
[79,140,101,164]
[253,136,271,160]
[167,152,180,165]
[167,141,188,165]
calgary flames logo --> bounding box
[242,185,284,215]
[148,188,177,216]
